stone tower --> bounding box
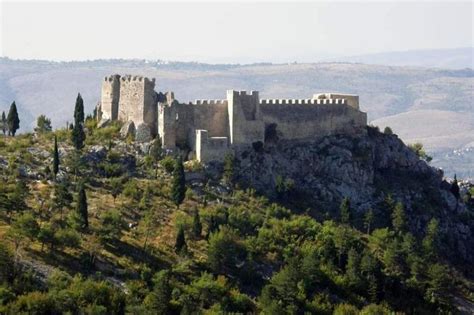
[226,90,264,146]
[118,75,157,137]
[100,74,121,120]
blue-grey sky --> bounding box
[1,1,472,63]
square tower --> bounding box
[118,75,157,137]
[100,74,121,120]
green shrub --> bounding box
[333,303,359,315]
[184,159,202,172]
[383,126,393,135]
[160,156,175,173]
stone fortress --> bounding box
[97,74,368,162]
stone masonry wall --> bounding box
[118,75,157,136]
[100,75,121,120]
[259,102,367,140]
[193,101,229,138]
[195,129,229,163]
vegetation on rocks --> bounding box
[0,98,473,314]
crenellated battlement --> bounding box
[193,99,228,105]
[104,74,121,82]
[119,75,155,84]
[259,98,347,105]
[227,90,259,97]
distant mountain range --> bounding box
[0,51,473,178]
[327,47,473,69]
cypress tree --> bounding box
[7,101,20,136]
[53,135,59,178]
[192,209,202,238]
[74,93,85,126]
[76,183,88,229]
[175,225,187,254]
[171,156,185,208]
[450,174,460,199]
[1,111,6,135]
[71,123,85,150]
[340,197,352,225]
[71,94,86,150]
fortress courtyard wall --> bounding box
[259,100,367,140]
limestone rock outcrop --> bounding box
[226,128,473,265]
[135,123,152,143]
[120,121,135,139]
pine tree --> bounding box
[346,247,361,288]
[7,101,20,136]
[192,209,202,238]
[171,156,185,208]
[1,111,6,135]
[450,174,460,199]
[76,183,88,229]
[364,209,374,234]
[144,270,172,314]
[174,225,187,254]
[206,215,219,239]
[35,114,52,133]
[53,181,73,221]
[367,275,378,302]
[340,197,352,225]
[74,93,85,126]
[422,218,439,260]
[391,202,406,234]
[149,137,163,178]
[53,135,60,179]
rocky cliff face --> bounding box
[230,128,474,266]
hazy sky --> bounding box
[1,1,472,63]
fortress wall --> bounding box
[175,103,194,148]
[227,90,265,146]
[195,129,229,162]
[193,101,229,138]
[312,93,359,109]
[260,103,367,140]
[100,75,121,120]
[259,99,347,105]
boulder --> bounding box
[135,123,152,143]
[85,145,107,163]
[120,121,136,139]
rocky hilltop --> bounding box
[227,127,473,266]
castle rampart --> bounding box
[259,99,348,105]
[98,74,368,163]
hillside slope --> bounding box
[0,123,473,313]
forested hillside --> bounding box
[0,99,473,314]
